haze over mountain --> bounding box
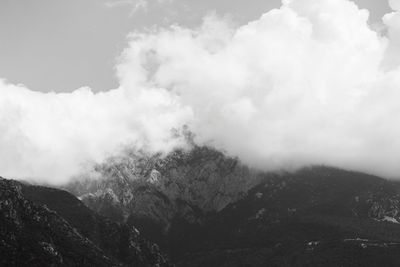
[2,0,400,184]
[65,146,400,266]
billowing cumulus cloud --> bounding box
[118,0,400,178]
[2,0,400,184]
[0,81,190,184]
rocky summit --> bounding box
[66,146,263,240]
[65,146,400,266]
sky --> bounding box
[1,0,400,185]
[0,0,391,93]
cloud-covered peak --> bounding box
[1,0,400,184]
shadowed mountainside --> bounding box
[66,147,400,266]
[0,177,171,267]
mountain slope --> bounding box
[0,177,171,267]
[175,166,400,266]
[66,147,400,266]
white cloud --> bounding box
[104,0,173,15]
[0,80,190,184]
[117,0,400,178]
[389,0,400,11]
[104,0,148,15]
[2,0,400,184]
[104,0,133,8]
[383,0,400,69]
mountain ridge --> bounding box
[65,147,400,266]
[0,176,172,267]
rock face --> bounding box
[70,146,262,211]
[66,147,400,266]
[67,146,264,247]
[0,177,171,267]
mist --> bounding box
[2,0,400,184]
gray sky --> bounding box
[0,0,391,93]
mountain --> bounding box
[66,146,264,248]
[0,177,171,267]
[66,146,400,266]
[176,166,400,266]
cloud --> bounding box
[104,0,148,15]
[117,0,400,178]
[104,0,173,15]
[2,0,400,184]
[104,0,133,8]
[383,0,400,69]
[389,0,400,11]
[0,80,190,184]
